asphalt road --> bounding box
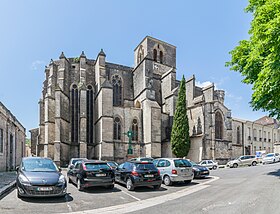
[1,163,279,214]
[131,163,280,214]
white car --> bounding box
[199,160,218,170]
[262,153,280,164]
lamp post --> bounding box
[124,130,134,155]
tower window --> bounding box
[215,111,223,140]
[113,117,121,140]
[153,49,157,62]
[160,51,163,64]
[86,85,94,144]
[112,75,123,106]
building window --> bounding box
[259,130,262,141]
[215,111,223,140]
[86,85,94,144]
[112,75,123,106]
[159,51,163,64]
[253,129,257,141]
[153,49,157,62]
[0,128,3,153]
[197,117,202,134]
[274,133,276,142]
[71,84,79,144]
[237,126,241,144]
[132,119,138,141]
[137,46,144,64]
[113,117,121,140]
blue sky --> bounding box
[0,1,267,137]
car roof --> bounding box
[22,157,52,161]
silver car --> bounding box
[199,160,218,170]
[262,153,280,164]
[153,158,194,186]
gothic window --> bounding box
[153,49,157,62]
[215,111,223,140]
[159,51,163,64]
[197,117,202,134]
[192,126,196,135]
[237,126,241,144]
[135,100,141,108]
[113,117,121,140]
[132,119,138,141]
[86,85,94,144]
[137,46,144,64]
[0,128,3,153]
[112,75,123,106]
[71,84,79,143]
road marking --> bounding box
[63,176,219,214]
[121,190,141,201]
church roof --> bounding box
[254,116,278,126]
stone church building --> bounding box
[30,36,280,166]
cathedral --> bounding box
[30,36,280,166]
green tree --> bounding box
[171,75,190,157]
[226,0,280,118]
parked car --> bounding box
[190,161,210,178]
[67,158,88,171]
[262,153,280,164]
[153,158,193,186]
[16,157,67,198]
[107,161,119,170]
[129,157,154,162]
[115,161,161,191]
[199,160,218,170]
[67,160,114,191]
[226,155,258,168]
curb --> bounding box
[0,180,16,198]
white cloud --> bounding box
[195,81,212,88]
[31,60,45,71]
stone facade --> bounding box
[0,102,26,171]
[31,36,280,166]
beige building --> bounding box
[30,36,280,166]
[0,102,26,171]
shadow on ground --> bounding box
[267,169,280,178]
[20,193,73,203]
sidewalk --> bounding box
[0,171,17,198]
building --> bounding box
[30,36,280,166]
[0,101,26,171]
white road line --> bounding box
[121,190,141,201]
[63,176,219,214]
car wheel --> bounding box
[233,163,238,168]
[212,165,217,170]
[153,184,161,190]
[184,180,191,184]
[273,159,276,163]
[252,161,257,166]
[126,178,134,191]
[163,175,172,186]
[77,179,84,191]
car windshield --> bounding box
[266,154,274,157]
[139,158,153,162]
[174,159,192,167]
[22,159,58,172]
[107,162,118,167]
[85,163,110,170]
[190,161,198,166]
[135,163,157,170]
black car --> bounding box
[115,161,162,191]
[190,161,209,178]
[16,157,67,198]
[67,160,114,191]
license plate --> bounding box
[37,187,52,191]
[96,173,106,177]
[144,174,154,178]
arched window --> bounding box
[215,111,223,140]
[86,85,93,144]
[197,117,202,134]
[112,75,123,106]
[132,119,138,141]
[159,51,163,64]
[113,117,121,140]
[153,49,157,62]
[135,100,141,108]
[237,126,241,144]
[137,46,144,64]
[71,84,79,143]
